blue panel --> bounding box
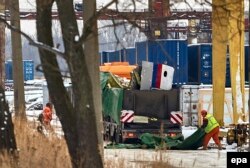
[124,48,136,65]
[108,50,121,62]
[147,39,188,85]
[120,49,125,62]
[187,44,249,86]
[136,41,147,66]
[199,45,230,86]
[177,40,189,85]
[5,60,34,81]
[188,44,199,83]
[225,47,231,87]
[199,44,212,84]
[102,51,108,63]
[117,50,123,62]
[5,61,13,80]
[245,45,249,83]
[23,60,34,81]
[147,41,158,63]
[99,52,102,65]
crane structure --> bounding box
[3,0,248,42]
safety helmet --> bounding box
[201,110,207,117]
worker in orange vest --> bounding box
[43,102,53,130]
[201,110,222,150]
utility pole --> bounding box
[0,0,5,88]
[9,0,26,119]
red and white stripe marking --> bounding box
[120,110,134,123]
[170,112,183,124]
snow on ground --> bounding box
[105,149,228,168]
[182,126,197,139]
[5,89,43,107]
[5,82,64,137]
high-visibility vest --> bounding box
[204,114,219,133]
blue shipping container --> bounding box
[99,52,102,65]
[5,60,34,81]
[144,39,189,85]
[200,44,213,84]
[23,60,34,81]
[109,50,122,62]
[123,48,136,65]
[102,50,122,63]
[245,46,249,83]
[102,51,108,63]
[5,60,13,80]
[188,44,229,85]
[136,41,147,66]
[187,44,199,83]
[188,44,248,86]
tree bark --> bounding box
[9,0,26,119]
[36,0,103,167]
[0,86,17,151]
[83,0,104,159]
[0,0,5,87]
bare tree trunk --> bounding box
[0,86,17,152]
[55,0,103,166]
[0,0,5,87]
[83,0,104,159]
[9,0,25,119]
[37,0,103,167]
[0,2,18,163]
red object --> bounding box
[203,126,220,148]
[153,0,163,17]
[170,113,182,124]
[155,64,163,88]
[120,110,134,123]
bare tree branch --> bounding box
[0,16,65,58]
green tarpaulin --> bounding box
[173,128,205,150]
[101,72,124,124]
[105,128,206,150]
[140,133,184,149]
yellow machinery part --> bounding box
[212,0,228,126]
[212,0,245,125]
[227,0,245,124]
